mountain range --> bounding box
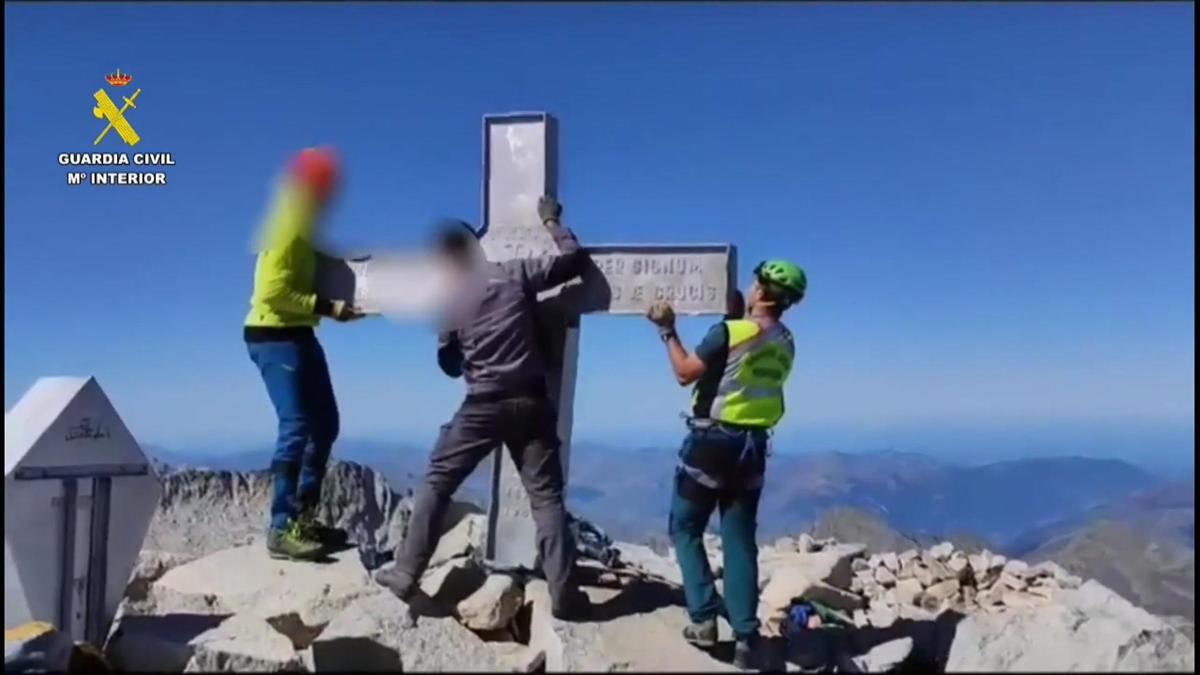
[148,440,1194,620]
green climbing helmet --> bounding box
[754,259,807,305]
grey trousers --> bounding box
[393,394,576,604]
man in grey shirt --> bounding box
[376,195,591,620]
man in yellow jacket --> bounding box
[646,260,806,670]
[244,148,365,561]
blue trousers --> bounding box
[669,426,768,640]
[247,338,340,531]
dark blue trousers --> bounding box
[247,338,339,531]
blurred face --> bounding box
[432,224,483,275]
[291,148,339,206]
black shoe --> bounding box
[374,564,416,601]
[682,618,718,648]
[732,636,759,671]
[551,588,592,622]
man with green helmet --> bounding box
[646,258,806,671]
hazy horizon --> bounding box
[145,418,1195,478]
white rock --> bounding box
[852,609,869,628]
[975,588,1003,607]
[814,537,839,551]
[184,614,302,672]
[893,578,924,606]
[961,585,979,608]
[107,613,300,672]
[867,604,897,628]
[1058,573,1083,590]
[947,555,973,582]
[150,544,373,628]
[314,591,501,671]
[758,543,865,590]
[873,566,897,587]
[1002,559,1030,577]
[974,565,1000,589]
[310,594,403,671]
[760,567,865,614]
[880,552,900,573]
[946,580,1195,672]
[852,637,913,673]
[1000,590,1046,608]
[420,556,488,606]
[918,579,961,611]
[996,572,1026,591]
[614,542,683,585]
[880,588,898,607]
[913,564,935,587]
[898,549,919,565]
[125,550,195,602]
[429,514,487,568]
[1026,585,1057,600]
[796,533,817,553]
[928,542,955,560]
[456,574,524,631]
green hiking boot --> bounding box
[295,507,350,549]
[682,618,718,648]
[266,520,324,561]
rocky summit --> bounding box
[98,460,1194,672]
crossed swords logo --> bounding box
[93,87,142,147]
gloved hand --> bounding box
[646,301,676,336]
[329,299,366,322]
[537,195,563,224]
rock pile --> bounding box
[717,534,1090,637]
[847,542,1084,629]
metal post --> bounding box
[57,478,78,631]
[15,463,148,642]
[85,476,112,644]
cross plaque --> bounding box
[315,113,738,569]
[478,113,737,569]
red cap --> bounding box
[288,147,339,203]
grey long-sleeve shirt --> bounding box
[437,222,588,395]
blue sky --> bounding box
[4,3,1194,469]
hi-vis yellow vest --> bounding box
[707,319,795,428]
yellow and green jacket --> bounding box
[244,183,324,329]
[691,318,795,428]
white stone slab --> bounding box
[4,377,161,642]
